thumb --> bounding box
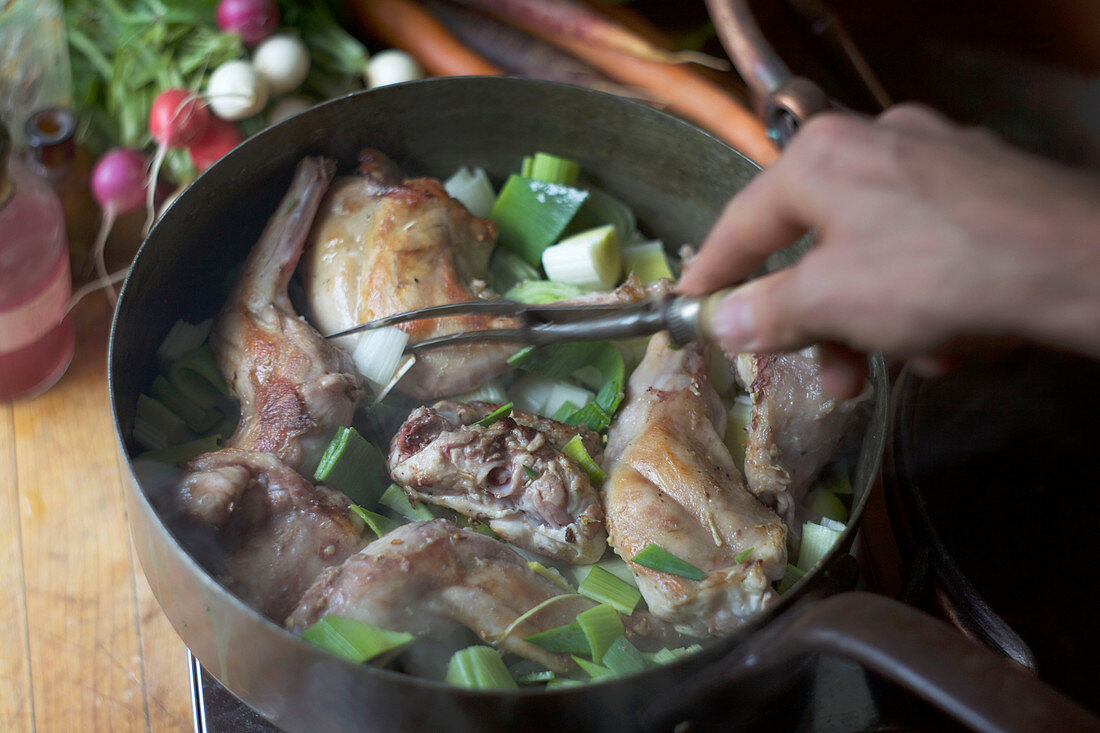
[705,268,813,353]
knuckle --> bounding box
[877,103,951,131]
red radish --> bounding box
[148,89,210,147]
[188,117,245,172]
[84,148,147,306]
[216,0,279,46]
[145,88,211,235]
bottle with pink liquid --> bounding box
[0,118,75,401]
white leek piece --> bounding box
[156,319,213,363]
[444,166,496,218]
[621,240,673,284]
[543,382,595,419]
[541,224,621,290]
[724,395,753,468]
[796,521,844,572]
[352,326,409,391]
[449,378,509,405]
[510,373,562,415]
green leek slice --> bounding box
[647,645,703,665]
[526,152,581,186]
[348,504,399,538]
[446,646,517,689]
[561,434,606,483]
[301,615,414,663]
[631,543,706,581]
[621,240,674,284]
[507,341,607,380]
[724,396,753,469]
[314,426,388,505]
[525,622,591,656]
[490,176,589,266]
[489,248,541,294]
[504,280,586,304]
[577,604,623,663]
[379,484,434,522]
[733,547,754,563]
[805,487,848,523]
[528,560,573,592]
[561,402,611,433]
[776,563,806,594]
[169,344,229,410]
[136,433,221,468]
[571,655,615,680]
[577,565,641,615]
[474,402,513,427]
[516,669,556,685]
[133,394,190,452]
[796,521,844,572]
[149,375,219,433]
[601,636,646,676]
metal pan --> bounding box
[108,77,1097,732]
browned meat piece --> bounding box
[388,404,607,564]
[179,448,365,622]
[603,333,786,637]
[431,400,603,460]
[287,520,593,673]
[301,149,519,400]
[212,157,363,472]
[734,347,865,523]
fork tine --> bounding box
[324,299,527,340]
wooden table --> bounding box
[1,296,191,732]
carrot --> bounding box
[538,34,778,166]
[346,0,502,77]
[447,0,729,70]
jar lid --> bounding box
[24,107,76,148]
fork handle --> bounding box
[666,288,736,346]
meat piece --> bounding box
[431,400,603,460]
[734,347,865,523]
[603,333,786,637]
[212,157,363,472]
[301,149,519,400]
[287,520,594,673]
[178,448,365,622]
[388,404,607,564]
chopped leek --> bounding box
[820,517,847,532]
[591,345,626,415]
[621,240,673,284]
[149,375,219,433]
[169,344,229,410]
[579,186,637,244]
[504,280,585,304]
[542,224,622,290]
[805,487,848,523]
[489,248,542,294]
[648,645,703,665]
[577,604,623,664]
[301,615,414,663]
[546,678,585,689]
[446,647,517,690]
[349,504,399,538]
[525,152,581,186]
[572,655,615,681]
[562,402,612,433]
[602,636,646,676]
[734,547,754,563]
[631,543,706,581]
[523,465,541,480]
[525,621,591,655]
[562,434,606,483]
[551,401,581,422]
[379,484,435,522]
[528,560,573,591]
[517,669,556,685]
[133,394,190,452]
[509,373,561,415]
[443,166,496,218]
[797,521,844,572]
[776,563,806,594]
[314,427,388,505]
[725,396,753,469]
[566,556,639,590]
[352,326,408,391]
[490,175,589,266]
[156,318,213,364]
[137,433,221,467]
[578,565,641,615]
[824,460,854,495]
[507,341,607,380]
[544,383,595,420]
[474,402,513,427]
[448,378,510,405]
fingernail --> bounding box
[709,294,755,349]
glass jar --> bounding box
[0,119,75,400]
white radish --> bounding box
[206,60,269,121]
[267,95,314,126]
[366,49,424,88]
[252,34,311,95]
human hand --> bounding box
[678,105,1100,396]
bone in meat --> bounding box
[603,333,786,637]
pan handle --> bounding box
[639,591,1100,733]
